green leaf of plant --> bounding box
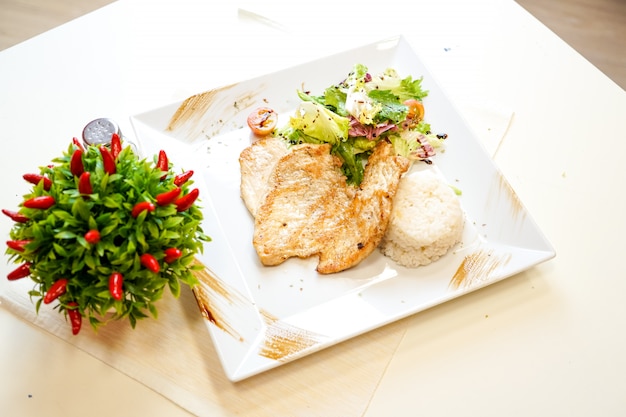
[103,196,122,209]
[163,216,184,229]
[54,231,76,239]
[161,230,180,240]
[168,276,181,298]
[148,302,158,319]
[72,198,91,221]
[53,242,68,256]
[85,255,97,269]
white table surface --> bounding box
[1,1,625,416]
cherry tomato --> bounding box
[403,99,425,122]
[247,107,278,136]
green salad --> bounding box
[275,63,445,185]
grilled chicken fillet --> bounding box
[240,138,410,274]
[239,137,289,217]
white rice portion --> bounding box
[380,170,464,267]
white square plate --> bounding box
[130,35,555,381]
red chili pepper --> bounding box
[155,187,181,206]
[23,173,52,191]
[7,262,31,280]
[99,146,116,175]
[66,302,82,335]
[173,170,194,186]
[164,247,182,264]
[78,171,93,195]
[175,188,199,212]
[131,201,155,218]
[140,253,160,273]
[84,229,100,244]
[23,195,55,210]
[110,133,122,160]
[43,278,68,304]
[108,272,124,301]
[6,239,31,252]
[157,150,168,179]
[2,209,29,223]
[72,137,84,151]
[70,148,84,177]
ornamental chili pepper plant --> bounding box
[3,137,210,334]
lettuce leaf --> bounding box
[367,89,408,124]
[288,101,349,144]
[400,75,428,101]
[390,130,444,160]
[322,86,348,116]
[334,141,365,185]
[369,68,428,102]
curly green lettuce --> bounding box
[275,63,441,185]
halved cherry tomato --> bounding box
[403,99,425,122]
[247,107,278,136]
